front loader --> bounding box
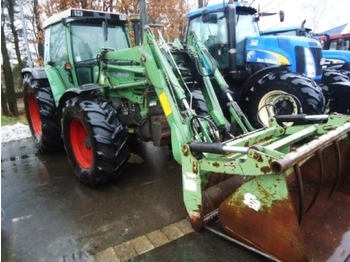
[22,4,350,262]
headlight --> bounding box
[304,48,316,78]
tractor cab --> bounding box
[186,2,259,71]
[42,9,130,101]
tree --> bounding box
[198,0,209,8]
[1,16,18,116]
[147,0,187,40]
[299,0,348,33]
[38,0,191,41]
[6,0,23,67]
[249,0,348,33]
[34,0,44,63]
[1,0,19,116]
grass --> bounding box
[1,114,28,126]
[1,98,28,126]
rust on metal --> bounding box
[192,161,198,173]
[189,206,203,232]
[298,183,350,261]
[182,144,189,156]
[243,135,275,148]
[218,192,308,262]
[260,166,271,174]
[212,162,220,168]
[216,140,350,261]
[305,150,324,213]
[328,140,342,198]
[294,164,305,224]
[201,176,245,215]
[299,137,349,188]
[270,125,349,173]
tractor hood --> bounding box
[322,50,350,63]
[322,50,350,71]
[246,35,323,80]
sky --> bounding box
[205,0,350,33]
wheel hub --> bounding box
[274,97,297,115]
[258,90,299,127]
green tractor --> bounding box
[22,3,350,261]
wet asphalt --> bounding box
[1,137,266,262]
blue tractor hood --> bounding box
[322,50,350,63]
[246,36,323,81]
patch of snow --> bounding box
[1,123,32,143]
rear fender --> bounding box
[21,67,47,80]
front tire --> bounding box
[62,97,130,187]
[245,72,325,128]
[23,74,62,153]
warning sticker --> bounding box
[184,172,197,192]
[159,92,172,116]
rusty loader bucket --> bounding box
[181,114,350,261]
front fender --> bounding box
[57,84,101,117]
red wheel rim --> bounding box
[70,119,93,169]
[28,93,42,136]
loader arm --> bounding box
[99,27,253,162]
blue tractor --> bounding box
[261,22,350,114]
[185,1,327,127]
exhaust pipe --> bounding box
[227,0,237,74]
[140,0,147,41]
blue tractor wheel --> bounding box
[244,72,325,128]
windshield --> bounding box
[187,10,259,67]
[187,11,259,46]
[187,12,227,46]
[71,22,129,62]
[236,11,260,41]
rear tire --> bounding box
[322,69,350,84]
[340,70,350,79]
[23,74,62,153]
[245,72,325,128]
[62,97,130,187]
[321,69,350,113]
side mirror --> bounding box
[254,14,260,22]
[202,9,210,23]
[279,10,284,22]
